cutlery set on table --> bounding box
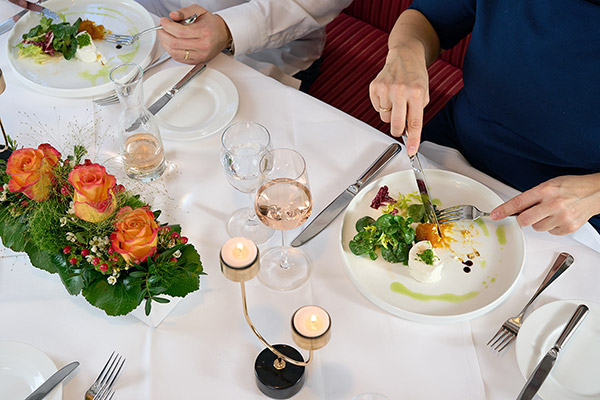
[23,352,124,400]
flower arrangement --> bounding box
[0,142,204,316]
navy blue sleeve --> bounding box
[409,0,476,50]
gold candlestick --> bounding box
[220,237,331,398]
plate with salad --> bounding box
[6,0,156,98]
[339,169,525,324]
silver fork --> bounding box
[94,53,172,106]
[435,204,490,224]
[104,14,199,46]
[84,352,125,400]
[487,252,574,352]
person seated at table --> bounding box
[135,0,352,92]
[368,0,600,236]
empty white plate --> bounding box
[0,341,61,400]
[143,65,239,141]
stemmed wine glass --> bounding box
[255,148,313,291]
[221,122,275,244]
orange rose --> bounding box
[68,163,117,222]
[6,144,61,201]
[110,206,158,264]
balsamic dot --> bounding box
[463,266,471,273]
[116,44,122,49]
[463,260,474,266]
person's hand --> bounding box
[369,43,430,156]
[158,5,231,64]
[491,174,600,235]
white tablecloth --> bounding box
[1,6,599,399]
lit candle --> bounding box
[292,305,330,338]
[221,237,258,268]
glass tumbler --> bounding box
[110,63,166,182]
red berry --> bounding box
[84,159,92,165]
[99,263,108,272]
[60,186,70,196]
[81,249,90,257]
[171,232,180,239]
[180,237,188,244]
[63,246,72,254]
[169,258,177,263]
[115,184,125,193]
[69,257,78,265]
[111,256,119,263]
[107,247,114,255]
[92,257,100,266]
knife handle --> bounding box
[171,63,207,94]
[355,143,401,188]
[555,304,589,351]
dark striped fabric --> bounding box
[309,8,466,135]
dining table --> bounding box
[1,4,599,400]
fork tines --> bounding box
[103,33,134,46]
[87,351,125,399]
[487,318,519,352]
[435,206,463,224]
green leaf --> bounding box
[355,216,375,232]
[82,278,142,316]
[152,296,170,304]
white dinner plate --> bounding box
[143,65,239,141]
[6,0,155,98]
[339,169,525,324]
[516,300,600,400]
[0,341,61,400]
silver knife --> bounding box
[291,143,401,247]
[516,304,589,400]
[25,360,79,400]
[404,134,442,236]
[0,0,49,35]
[7,0,59,20]
[126,63,207,132]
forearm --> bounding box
[387,9,441,68]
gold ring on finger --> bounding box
[184,49,190,61]
[379,106,392,113]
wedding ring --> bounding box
[379,106,392,113]
[184,49,190,61]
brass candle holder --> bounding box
[220,237,331,399]
[0,68,12,161]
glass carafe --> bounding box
[110,63,166,182]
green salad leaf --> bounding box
[349,214,415,264]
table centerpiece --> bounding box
[0,141,204,316]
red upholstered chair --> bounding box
[309,0,470,136]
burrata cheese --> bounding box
[75,32,106,65]
[408,240,444,283]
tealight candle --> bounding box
[221,237,257,268]
[220,237,260,282]
[291,305,331,351]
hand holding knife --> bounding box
[7,0,58,20]
[0,0,52,36]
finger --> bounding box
[170,5,205,21]
[404,103,424,155]
[490,189,543,221]
[530,215,558,232]
[389,105,407,138]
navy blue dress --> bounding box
[409,0,600,232]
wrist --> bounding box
[218,15,235,56]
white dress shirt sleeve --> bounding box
[215,0,352,56]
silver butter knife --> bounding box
[517,304,589,400]
[404,134,442,236]
[25,360,79,400]
[126,63,207,132]
[7,0,59,20]
[0,0,49,36]
[291,143,401,247]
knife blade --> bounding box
[25,360,79,400]
[126,63,207,132]
[291,143,401,247]
[7,0,58,20]
[404,134,442,236]
[517,304,589,400]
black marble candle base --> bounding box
[254,344,305,399]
